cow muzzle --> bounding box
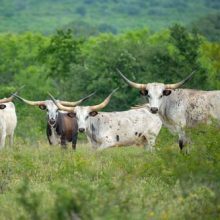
[79,128,85,133]
[49,119,56,126]
[150,107,158,114]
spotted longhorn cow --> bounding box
[14,93,95,149]
[49,89,162,151]
[0,95,17,149]
[117,69,220,153]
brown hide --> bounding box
[47,111,78,149]
[60,113,78,142]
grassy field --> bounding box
[0,125,219,220]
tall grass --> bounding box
[0,124,219,219]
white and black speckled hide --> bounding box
[159,89,220,131]
[76,106,162,150]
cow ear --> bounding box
[139,89,148,96]
[0,104,6,110]
[67,112,76,118]
[39,105,47,110]
[163,89,172,96]
[89,111,98,117]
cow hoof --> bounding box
[72,144,76,150]
[144,146,155,152]
[180,146,190,155]
[179,139,184,150]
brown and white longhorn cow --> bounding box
[117,69,220,153]
[0,95,17,149]
[14,93,95,149]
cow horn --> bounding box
[0,96,14,104]
[165,71,196,89]
[90,88,118,111]
[13,94,45,106]
[59,91,96,107]
[116,69,146,90]
[48,93,75,112]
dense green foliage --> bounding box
[0,0,220,34]
[0,25,219,142]
[0,124,220,219]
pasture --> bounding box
[0,125,219,220]
[0,1,220,219]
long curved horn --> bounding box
[48,93,75,112]
[165,71,196,89]
[59,91,96,107]
[90,88,118,111]
[0,96,14,104]
[116,69,146,90]
[13,94,45,106]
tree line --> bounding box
[0,24,219,143]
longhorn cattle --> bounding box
[117,69,220,152]
[0,95,17,149]
[49,90,162,151]
[14,93,95,149]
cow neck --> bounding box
[157,96,168,123]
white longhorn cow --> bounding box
[0,95,17,149]
[117,69,220,152]
[49,90,162,151]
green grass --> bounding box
[0,125,220,219]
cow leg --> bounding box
[0,131,6,149]
[46,126,53,145]
[144,134,156,152]
[178,130,189,154]
[71,132,78,150]
[9,132,14,147]
[60,135,67,149]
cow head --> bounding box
[116,69,195,114]
[14,92,96,126]
[43,101,59,126]
[49,89,118,133]
[73,106,97,133]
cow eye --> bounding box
[89,111,98,117]
[0,104,6,110]
[163,90,172,96]
[39,105,47,110]
[67,112,76,118]
[139,90,148,96]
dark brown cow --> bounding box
[14,93,95,149]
